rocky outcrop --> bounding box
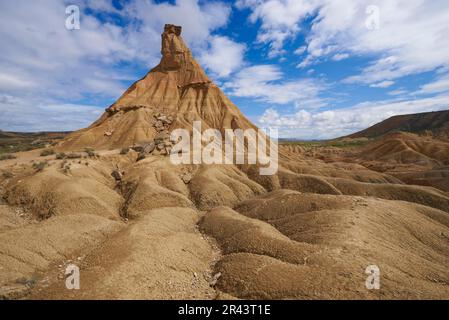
[59,24,254,151]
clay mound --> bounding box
[201,192,449,299]
[119,158,194,218]
[4,163,123,220]
[200,206,315,265]
[118,157,266,217]
[59,24,255,151]
[0,214,122,299]
[339,132,449,193]
[281,158,402,184]
[346,109,449,139]
[30,208,217,300]
[358,132,449,166]
[189,165,265,210]
[392,168,449,192]
[326,177,449,212]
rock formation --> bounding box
[60,24,256,151]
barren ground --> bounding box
[1,140,448,300]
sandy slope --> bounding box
[1,149,448,299]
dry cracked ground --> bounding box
[0,145,448,300]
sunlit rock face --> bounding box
[59,24,255,151]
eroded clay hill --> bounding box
[347,110,449,140]
[0,24,448,300]
[315,132,449,193]
[60,24,255,151]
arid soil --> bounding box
[0,24,448,300]
[1,144,448,300]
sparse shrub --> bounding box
[120,147,130,155]
[0,154,16,161]
[85,148,96,157]
[56,152,66,160]
[136,153,146,162]
[2,171,13,179]
[32,161,47,172]
[67,153,82,159]
[40,149,55,156]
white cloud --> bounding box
[126,0,231,49]
[258,93,449,139]
[239,0,449,85]
[0,72,35,90]
[0,0,235,131]
[370,81,395,88]
[331,53,349,61]
[200,36,246,78]
[224,65,327,107]
[237,0,319,57]
[0,94,102,132]
[294,46,307,55]
[388,89,408,96]
[417,74,449,95]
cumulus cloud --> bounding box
[200,36,246,78]
[0,0,239,131]
[257,93,449,139]
[0,94,102,132]
[224,65,327,107]
[239,0,449,85]
[237,0,319,57]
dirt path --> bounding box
[28,207,221,300]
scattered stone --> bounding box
[143,142,155,154]
[209,272,222,287]
[155,131,170,141]
[111,169,123,181]
[181,173,192,184]
[132,141,154,154]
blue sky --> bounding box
[1,0,449,139]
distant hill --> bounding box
[0,131,69,154]
[346,110,449,139]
